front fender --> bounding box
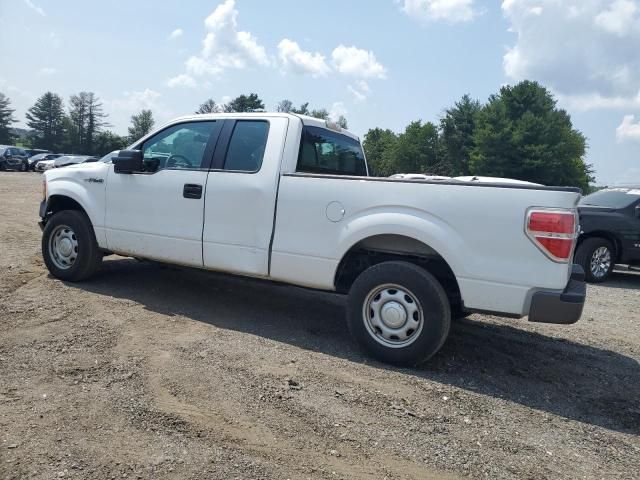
[44,164,108,246]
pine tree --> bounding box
[26,92,65,151]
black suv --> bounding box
[0,146,29,171]
[575,188,640,282]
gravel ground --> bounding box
[0,172,638,480]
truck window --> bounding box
[580,189,640,209]
[141,121,217,171]
[297,126,367,176]
[223,120,269,172]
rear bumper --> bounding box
[528,265,586,325]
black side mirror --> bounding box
[113,150,143,174]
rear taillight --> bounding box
[526,209,577,262]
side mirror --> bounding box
[113,150,143,174]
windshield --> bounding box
[580,188,640,208]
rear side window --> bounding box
[223,120,269,172]
[297,126,367,176]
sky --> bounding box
[0,0,638,185]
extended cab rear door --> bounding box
[104,120,222,266]
[202,117,289,277]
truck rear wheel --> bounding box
[42,210,103,282]
[347,261,451,366]
[575,237,614,283]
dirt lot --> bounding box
[0,172,638,480]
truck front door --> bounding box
[105,120,222,266]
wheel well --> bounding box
[334,234,462,308]
[578,231,621,262]
[45,195,88,219]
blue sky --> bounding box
[0,0,638,185]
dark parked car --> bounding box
[28,153,62,171]
[0,146,29,171]
[575,187,640,282]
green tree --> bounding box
[292,102,310,115]
[471,81,592,189]
[196,99,220,114]
[335,116,348,130]
[393,121,446,175]
[25,92,65,151]
[224,93,265,113]
[310,108,329,120]
[94,131,128,156]
[0,93,17,144]
[276,99,293,113]
[68,92,108,154]
[439,94,481,176]
[363,128,398,176]
[128,109,155,142]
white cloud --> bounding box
[329,102,348,121]
[105,89,174,135]
[401,0,478,23]
[595,0,638,36]
[167,74,196,88]
[38,67,57,76]
[109,89,162,112]
[616,114,640,141]
[24,0,45,16]
[169,28,183,40]
[348,80,371,102]
[332,45,386,79]
[199,0,269,69]
[556,90,640,111]
[502,0,640,111]
[277,39,330,77]
[171,0,269,83]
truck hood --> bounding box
[44,161,109,183]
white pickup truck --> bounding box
[39,113,586,365]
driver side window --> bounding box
[141,121,217,171]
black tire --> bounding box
[347,261,451,366]
[20,161,27,172]
[575,237,614,283]
[42,210,102,282]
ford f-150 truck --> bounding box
[39,113,586,365]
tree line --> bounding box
[364,81,593,190]
[0,81,592,189]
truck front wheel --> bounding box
[42,210,103,282]
[347,261,451,366]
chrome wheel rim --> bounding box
[590,246,611,279]
[362,284,424,348]
[49,225,78,270]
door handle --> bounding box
[183,184,203,199]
